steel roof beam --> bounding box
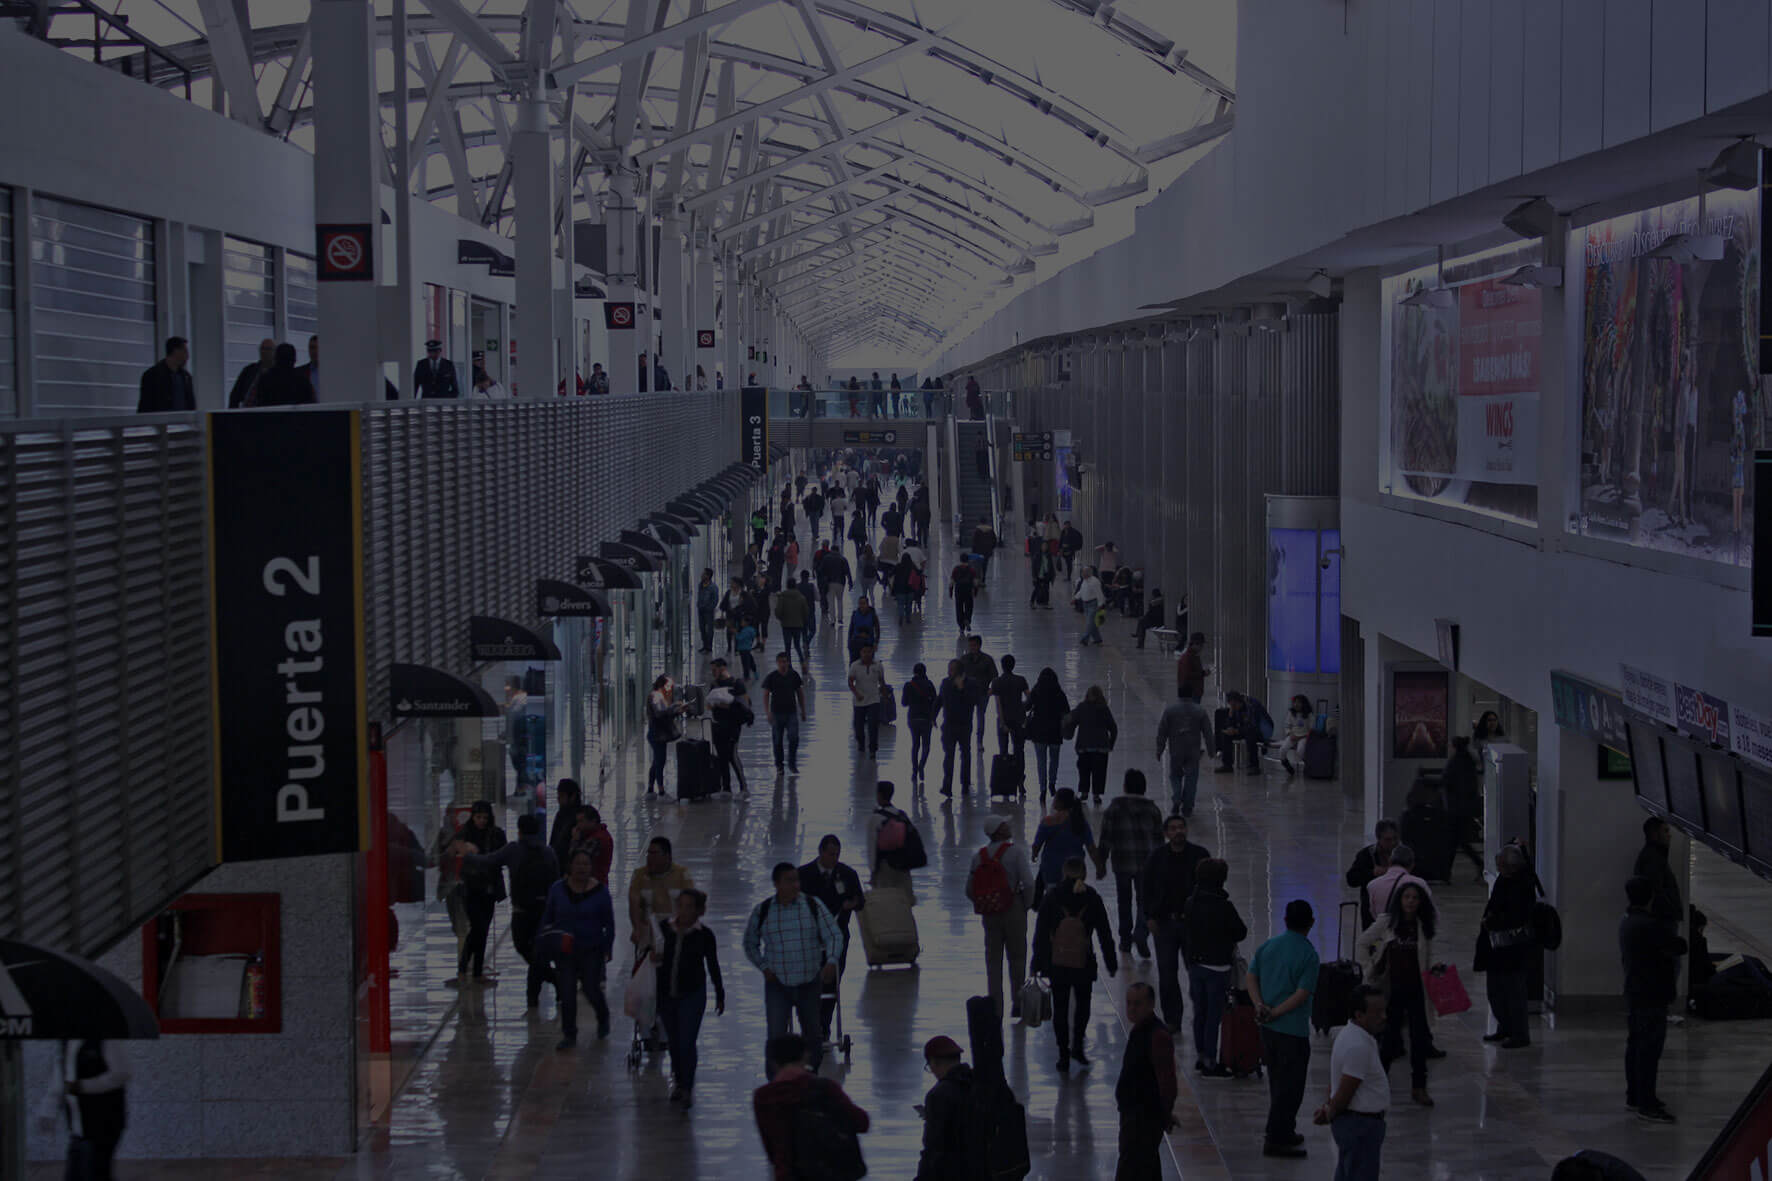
[550,0,776,87]
[193,0,263,126]
[420,0,519,82]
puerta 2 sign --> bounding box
[741,385,769,474]
[209,411,366,862]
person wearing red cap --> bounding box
[916,1036,974,1181]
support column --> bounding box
[311,0,382,400]
[513,91,556,399]
[694,229,716,390]
[660,209,687,391]
[605,168,642,395]
[722,251,742,388]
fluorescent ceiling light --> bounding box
[1500,264,1563,289]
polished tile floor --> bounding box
[72,506,1772,1180]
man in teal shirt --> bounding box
[1245,899,1319,1159]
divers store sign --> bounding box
[1454,279,1541,486]
[209,411,366,862]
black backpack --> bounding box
[791,1077,867,1181]
[882,813,929,872]
[512,841,554,911]
[1531,900,1563,950]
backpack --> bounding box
[1050,908,1090,971]
[880,810,929,871]
[512,841,554,911]
[791,1078,868,1181]
[970,844,1014,915]
[736,625,758,652]
[876,809,908,852]
[1532,900,1563,950]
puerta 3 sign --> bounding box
[741,385,769,474]
[209,411,366,862]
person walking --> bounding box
[1356,881,1439,1106]
[458,812,558,1009]
[696,569,720,653]
[865,780,921,899]
[1075,567,1105,646]
[934,660,975,796]
[253,342,316,406]
[137,336,195,412]
[891,553,919,624]
[1142,813,1211,1032]
[990,654,1030,759]
[1033,788,1097,909]
[628,836,695,958]
[707,658,754,794]
[1026,668,1071,803]
[915,1036,976,1181]
[1095,769,1165,957]
[656,888,725,1108]
[1183,858,1248,1077]
[847,641,887,759]
[800,836,865,1040]
[646,674,688,795]
[744,863,844,1076]
[1175,632,1209,702]
[902,662,939,783]
[754,1033,870,1181]
[449,801,508,986]
[774,579,811,666]
[949,553,980,634]
[547,778,583,871]
[1247,899,1320,1158]
[1442,736,1486,880]
[967,814,1036,1018]
[1345,819,1402,929]
[1312,985,1391,1180]
[1033,856,1119,1070]
[1365,843,1431,920]
[847,596,882,665]
[541,848,617,1050]
[1620,875,1687,1123]
[1155,694,1211,818]
[1114,982,1178,1181]
[1069,685,1118,803]
[1477,843,1537,1048]
[561,804,614,886]
[761,651,807,774]
[38,1039,130,1179]
[957,635,998,744]
[1058,519,1083,581]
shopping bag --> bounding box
[623,949,657,1024]
[1018,975,1050,1028]
[1422,962,1471,1016]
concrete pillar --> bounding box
[721,251,741,388]
[605,168,642,395]
[310,0,381,400]
[660,209,687,390]
[694,230,716,390]
[513,92,555,399]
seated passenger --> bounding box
[1134,588,1166,649]
[1213,691,1270,775]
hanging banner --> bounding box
[741,385,769,474]
[1731,702,1772,770]
[209,411,366,862]
[1673,683,1732,747]
[468,615,561,662]
[537,578,611,617]
[1620,663,1677,727]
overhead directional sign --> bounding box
[842,430,898,445]
[1012,431,1055,462]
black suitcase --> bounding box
[989,753,1025,798]
[677,737,717,801]
[1302,731,1337,779]
[1312,901,1363,1034]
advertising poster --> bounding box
[1674,683,1732,747]
[1385,244,1543,523]
[1575,187,1761,565]
[1267,528,1318,673]
[1054,446,1074,512]
[1392,668,1450,759]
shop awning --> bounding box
[0,938,160,1039]
[468,615,562,662]
[666,496,715,523]
[536,578,612,617]
[620,529,669,562]
[599,541,662,574]
[571,557,645,592]
[645,513,695,545]
[389,663,500,718]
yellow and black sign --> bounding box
[1012,431,1054,462]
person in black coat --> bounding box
[1142,814,1212,1033]
[1032,857,1119,1070]
[448,800,507,984]
[228,337,275,407]
[254,342,317,406]
[548,778,582,870]
[1442,737,1485,879]
[413,339,461,398]
[1632,817,1682,930]
[1345,819,1401,928]
[137,336,195,412]
[801,835,865,1037]
[916,1036,975,1181]
[1620,875,1688,1122]
[1182,858,1249,1076]
[1477,843,1537,1047]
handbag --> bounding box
[1018,975,1052,1027]
[1422,963,1472,1016]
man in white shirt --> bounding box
[965,814,1037,1018]
[1076,566,1105,646]
[847,642,887,758]
[1364,844,1433,920]
[1313,984,1389,1179]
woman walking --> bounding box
[1068,685,1119,803]
[1183,858,1248,1076]
[541,848,616,1050]
[451,801,507,985]
[647,675,688,795]
[1358,881,1441,1105]
[1031,857,1117,1071]
[1032,788,1097,910]
[1026,668,1071,803]
[656,889,725,1109]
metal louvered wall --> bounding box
[0,416,212,957]
[1000,306,1340,702]
[360,390,737,720]
[0,187,14,415]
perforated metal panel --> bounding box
[221,236,275,385]
[0,416,212,955]
[0,187,14,416]
[29,196,157,417]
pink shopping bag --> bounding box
[1423,963,1472,1016]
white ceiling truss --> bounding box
[33,0,1235,362]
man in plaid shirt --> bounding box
[745,862,844,1075]
[1094,770,1167,957]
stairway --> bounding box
[954,419,995,538]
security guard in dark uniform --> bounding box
[413,339,461,399]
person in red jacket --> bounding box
[754,1033,871,1181]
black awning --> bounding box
[572,556,645,591]
[642,516,692,546]
[599,541,662,574]
[620,529,668,560]
[537,578,612,617]
[666,497,714,524]
[469,615,562,662]
[0,938,160,1039]
[389,663,500,718]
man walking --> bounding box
[934,659,975,796]
[800,836,865,1040]
[847,641,887,759]
[413,339,461,398]
[1312,984,1391,1178]
[1076,566,1105,646]
[958,635,999,745]
[137,336,195,412]
[744,863,844,1077]
[990,654,1030,759]
[1175,632,1209,702]
[916,1036,976,1181]
[1155,694,1211,817]
[966,814,1036,1018]
[696,568,720,653]
[1114,982,1177,1181]
[754,1033,870,1181]
[1096,770,1165,957]
[1247,900,1320,1159]
[761,651,807,774]
[1620,875,1687,1123]
[774,580,811,666]
[707,658,752,794]
[227,337,275,407]
[1142,814,1211,1030]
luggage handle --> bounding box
[1335,900,1360,961]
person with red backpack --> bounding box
[967,815,1036,1019]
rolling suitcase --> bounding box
[677,719,717,802]
[1219,988,1265,1077]
[1311,901,1363,1034]
[1302,731,1337,780]
[857,886,920,968]
[989,752,1025,798]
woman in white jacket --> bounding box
[1356,881,1441,1106]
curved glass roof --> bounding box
[28,0,1235,363]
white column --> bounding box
[722,252,741,387]
[694,229,716,390]
[605,168,642,394]
[660,209,687,391]
[310,0,382,400]
[513,91,555,399]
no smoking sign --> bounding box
[605,302,637,330]
[316,223,373,281]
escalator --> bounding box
[953,418,997,539]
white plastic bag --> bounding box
[623,949,657,1025]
